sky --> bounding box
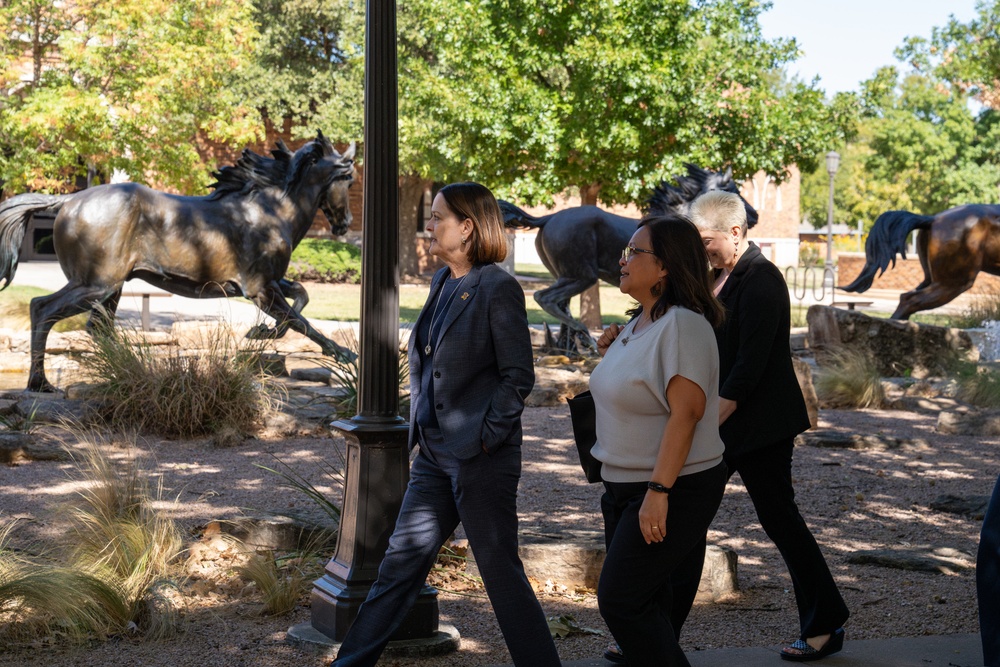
[758,0,982,95]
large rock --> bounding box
[806,305,975,378]
[937,408,1000,435]
[467,529,738,600]
[525,366,589,407]
[792,357,819,429]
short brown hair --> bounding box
[437,182,508,265]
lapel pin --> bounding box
[461,292,470,300]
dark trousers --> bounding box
[331,429,560,667]
[670,439,849,640]
[597,462,727,667]
[979,473,1000,667]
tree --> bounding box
[0,0,261,195]
[445,0,846,207]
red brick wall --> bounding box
[740,165,800,238]
[838,252,1000,293]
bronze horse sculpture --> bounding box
[0,132,357,392]
[841,205,1000,320]
[499,165,758,351]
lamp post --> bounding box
[292,0,455,656]
[825,150,840,296]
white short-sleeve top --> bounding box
[589,305,724,483]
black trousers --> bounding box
[670,438,849,640]
[331,429,560,667]
[979,472,1000,667]
[597,462,727,667]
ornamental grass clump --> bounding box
[62,443,183,640]
[311,327,410,419]
[951,360,1000,408]
[815,347,885,409]
[81,315,273,438]
[0,520,128,644]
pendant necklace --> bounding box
[424,271,470,356]
[621,312,651,347]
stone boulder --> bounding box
[806,305,975,378]
[792,357,819,429]
[937,408,1000,436]
[525,366,589,407]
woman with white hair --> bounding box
[677,190,850,662]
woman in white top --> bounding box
[590,213,727,667]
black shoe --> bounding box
[780,628,845,662]
[603,643,626,664]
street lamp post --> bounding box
[290,0,455,656]
[825,150,840,297]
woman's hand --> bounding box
[638,490,669,544]
[597,323,622,357]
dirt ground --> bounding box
[0,403,993,667]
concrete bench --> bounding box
[121,292,172,330]
[831,300,873,311]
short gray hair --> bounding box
[689,190,748,237]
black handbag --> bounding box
[566,390,603,483]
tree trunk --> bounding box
[579,183,603,331]
[399,174,431,278]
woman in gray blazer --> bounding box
[331,182,561,667]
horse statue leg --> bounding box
[86,288,121,334]
[28,282,113,392]
[891,280,973,320]
[251,281,356,362]
[532,277,600,354]
[245,279,308,340]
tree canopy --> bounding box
[0,0,261,194]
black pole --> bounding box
[306,0,445,648]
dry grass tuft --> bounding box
[815,347,885,408]
[80,315,274,438]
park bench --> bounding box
[121,292,172,330]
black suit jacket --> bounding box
[715,243,810,457]
[408,263,535,459]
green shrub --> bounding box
[815,347,885,408]
[80,316,273,438]
[286,238,362,284]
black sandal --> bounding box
[780,628,845,662]
[602,642,626,664]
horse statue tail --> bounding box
[0,193,65,290]
[840,210,935,293]
[498,200,547,229]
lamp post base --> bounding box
[287,621,460,660]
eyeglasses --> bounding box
[622,246,656,262]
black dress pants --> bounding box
[670,438,849,640]
[597,462,727,667]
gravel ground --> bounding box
[0,403,993,666]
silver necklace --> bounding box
[620,312,652,346]
[424,271,470,356]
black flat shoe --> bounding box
[602,643,626,664]
[780,627,845,662]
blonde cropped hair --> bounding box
[438,182,508,264]
[689,190,748,238]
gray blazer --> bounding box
[408,263,535,459]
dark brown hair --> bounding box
[437,182,508,264]
[631,213,726,328]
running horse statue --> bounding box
[841,204,1000,320]
[499,164,758,352]
[0,132,357,392]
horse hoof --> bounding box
[245,324,278,340]
[26,379,58,393]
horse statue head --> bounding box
[646,164,758,229]
[209,131,357,236]
[284,132,357,236]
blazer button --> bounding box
[433,371,441,378]
[435,403,443,410]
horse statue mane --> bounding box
[646,163,758,228]
[207,132,337,199]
